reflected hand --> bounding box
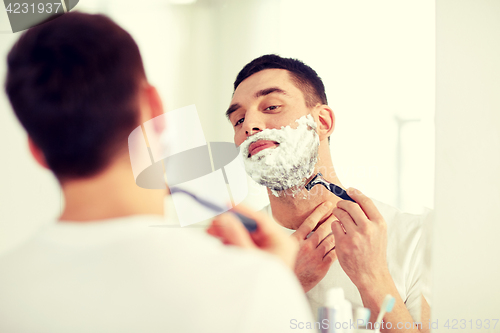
[291,202,338,292]
[331,188,390,290]
[207,204,299,270]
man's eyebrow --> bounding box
[254,87,288,99]
[225,87,288,120]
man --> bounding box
[226,54,430,332]
[0,13,315,332]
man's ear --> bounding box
[138,83,165,133]
[316,105,335,141]
[28,137,49,170]
[145,84,164,120]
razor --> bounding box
[304,172,355,202]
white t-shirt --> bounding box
[0,215,315,333]
[263,199,426,322]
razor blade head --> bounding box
[305,172,329,191]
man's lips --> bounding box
[248,140,279,157]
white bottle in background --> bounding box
[319,288,354,333]
[338,290,353,333]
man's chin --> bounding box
[266,182,309,198]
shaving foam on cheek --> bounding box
[239,115,320,197]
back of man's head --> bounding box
[233,54,328,108]
[5,12,146,181]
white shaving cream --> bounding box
[239,114,320,197]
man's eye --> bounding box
[265,105,279,111]
[235,118,244,126]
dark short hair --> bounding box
[5,12,146,180]
[233,54,328,107]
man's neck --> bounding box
[268,164,345,230]
[59,155,166,222]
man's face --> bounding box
[227,69,321,195]
[228,69,312,151]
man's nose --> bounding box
[246,127,261,136]
[242,111,264,137]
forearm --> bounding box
[358,272,421,333]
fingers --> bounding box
[308,214,335,247]
[309,219,332,246]
[293,202,333,241]
[230,203,289,249]
[207,212,256,249]
[332,206,357,233]
[345,188,383,222]
[331,219,345,240]
[335,200,368,229]
[322,245,337,262]
[215,204,298,270]
[334,188,383,230]
[317,232,335,258]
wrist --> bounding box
[355,268,393,295]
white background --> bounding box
[432,0,500,330]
